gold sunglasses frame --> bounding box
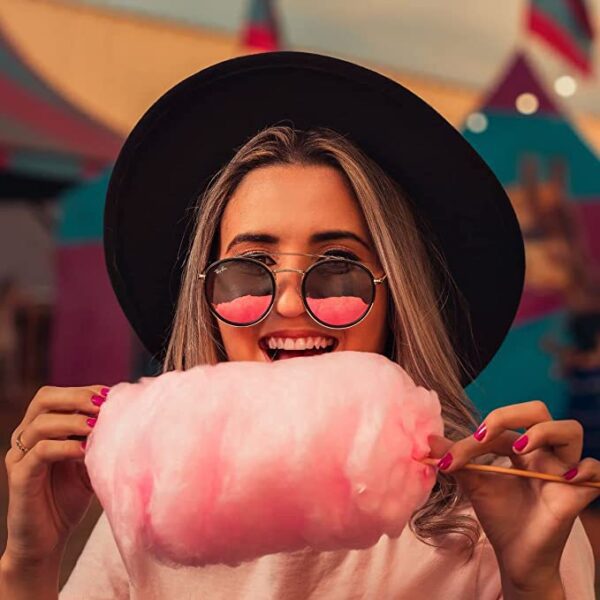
[198,251,387,330]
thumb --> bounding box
[427,434,453,459]
[427,434,489,498]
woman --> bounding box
[1,52,597,599]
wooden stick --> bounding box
[418,457,600,489]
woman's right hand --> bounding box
[3,385,109,566]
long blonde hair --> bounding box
[163,124,485,558]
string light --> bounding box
[554,75,577,97]
[465,112,488,133]
[515,93,539,115]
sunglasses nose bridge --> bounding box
[273,267,305,276]
[271,267,306,298]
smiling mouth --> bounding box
[259,340,339,361]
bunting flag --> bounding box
[462,52,600,462]
[241,0,282,51]
[528,0,595,76]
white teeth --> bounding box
[262,336,336,351]
[295,338,307,350]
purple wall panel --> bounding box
[50,243,132,386]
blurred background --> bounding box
[0,0,599,592]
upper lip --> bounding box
[259,330,339,350]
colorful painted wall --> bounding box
[463,52,600,460]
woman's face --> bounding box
[217,163,389,362]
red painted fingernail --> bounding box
[100,387,110,397]
[81,440,87,450]
[473,422,487,441]
[563,468,578,481]
[91,394,106,407]
[86,417,97,428]
[437,452,453,470]
[513,435,528,452]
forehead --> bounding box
[219,164,370,247]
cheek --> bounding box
[371,284,388,330]
[218,325,261,361]
[344,287,389,352]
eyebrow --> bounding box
[225,230,372,254]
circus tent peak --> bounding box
[482,51,561,117]
[241,0,283,51]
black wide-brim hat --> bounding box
[104,50,525,387]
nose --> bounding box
[272,269,305,319]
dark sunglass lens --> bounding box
[205,259,273,324]
[304,260,373,326]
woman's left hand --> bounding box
[427,400,600,594]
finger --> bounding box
[510,419,584,465]
[435,429,523,473]
[427,434,452,458]
[443,400,555,471]
[8,439,87,490]
[558,457,600,514]
[19,385,109,424]
[26,412,96,445]
[5,398,100,468]
[473,401,554,444]
[7,412,97,467]
[560,457,600,486]
[11,386,108,449]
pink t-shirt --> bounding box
[59,501,595,599]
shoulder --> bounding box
[376,501,503,598]
[559,513,596,599]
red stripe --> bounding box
[0,74,121,160]
[528,8,592,75]
[242,25,279,51]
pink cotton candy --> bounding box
[306,295,369,325]
[213,294,271,322]
[84,351,443,569]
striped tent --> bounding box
[241,0,283,51]
[50,0,285,387]
[0,24,130,387]
[0,27,121,199]
[528,0,595,76]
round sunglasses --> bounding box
[198,251,388,329]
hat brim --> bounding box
[104,50,525,386]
